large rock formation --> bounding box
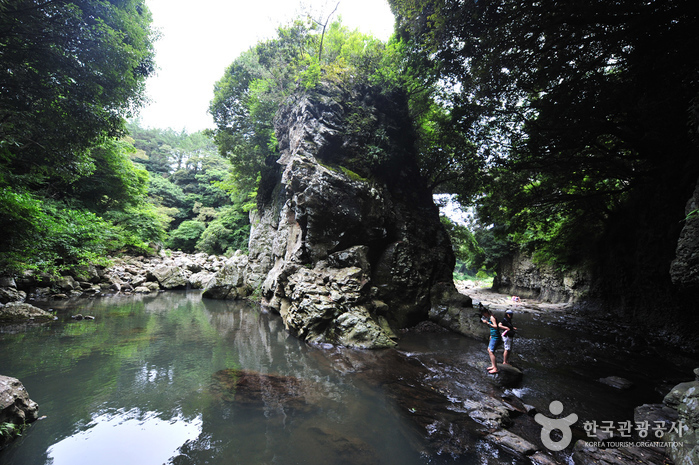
[671,177,699,287]
[207,83,464,348]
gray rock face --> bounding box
[148,264,189,290]
[224,83,458,348]
[202,251,251,300]
[0,302,54,322]
[0,375,39,446]
[494,250,590,303]
[671,178,699,287]
[663,372,699,465]
[0,276,25,305]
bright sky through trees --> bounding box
[138,0,395,132]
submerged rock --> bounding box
[210,369,315,414]
[599,375,634,390]
[486,429,538,456]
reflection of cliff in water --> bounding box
[1,291,696,465]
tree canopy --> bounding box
[0,0,158,273]
[0,0,157,187]
[390,0,699,268]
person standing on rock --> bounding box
[499,309,517,365]
[480,305,501,373]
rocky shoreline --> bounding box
[2,261,698,463]
[0,251,227,314]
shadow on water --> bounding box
[0,291,696,464]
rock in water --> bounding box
[0,302,54,322]
[207,82,463,349]
[210,369,314,414]
[488,364,523,388]
[663,372,699,465]
[598,376,634,390]
[0,375,39,446]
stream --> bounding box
[0,290,696,464]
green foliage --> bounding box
[0,1,160,274]
[0,191,117,274]
[210,19,409,197]
[0,0,156,187]
[167,220,207,253]
[69,139,150,213]
[127,123,250,255]
[440,215,510,275]
[390,0,699,272]
[103,204,165,253]
[0,421,22,439]
[196,205,250,255]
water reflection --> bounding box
[47,409,202,465]
[0,292,426,465]
[0,291,695,465]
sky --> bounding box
[136,0,396,132]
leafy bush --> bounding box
[0,189,115,274]
[167,220,206,252]
[196,205,250,255]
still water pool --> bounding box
[0,292,424,465]
[0,291,696,464]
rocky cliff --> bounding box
[670,177,699,288]
[493,251,591,303]
[205,83,466,348]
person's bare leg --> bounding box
[488,349,498,373]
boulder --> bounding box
[0,375,39,446]
[188,271,214,289]
[202,251,251,299]
[0,302,54,322]
[488,364,524,388]
[663,369,699,465]
[428,281,482,339]
[462,396,512,429]
[228,83,457,349]
[0,287,25,304]
[148,264,188,290]
[55,275,79,292]
[0,276,26,304]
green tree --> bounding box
[68,139,150,214]
[210,20,317,195]
[0,0,157,187]
[210,19,407,197]
[167,220,206,253]
[390,0,699,270]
